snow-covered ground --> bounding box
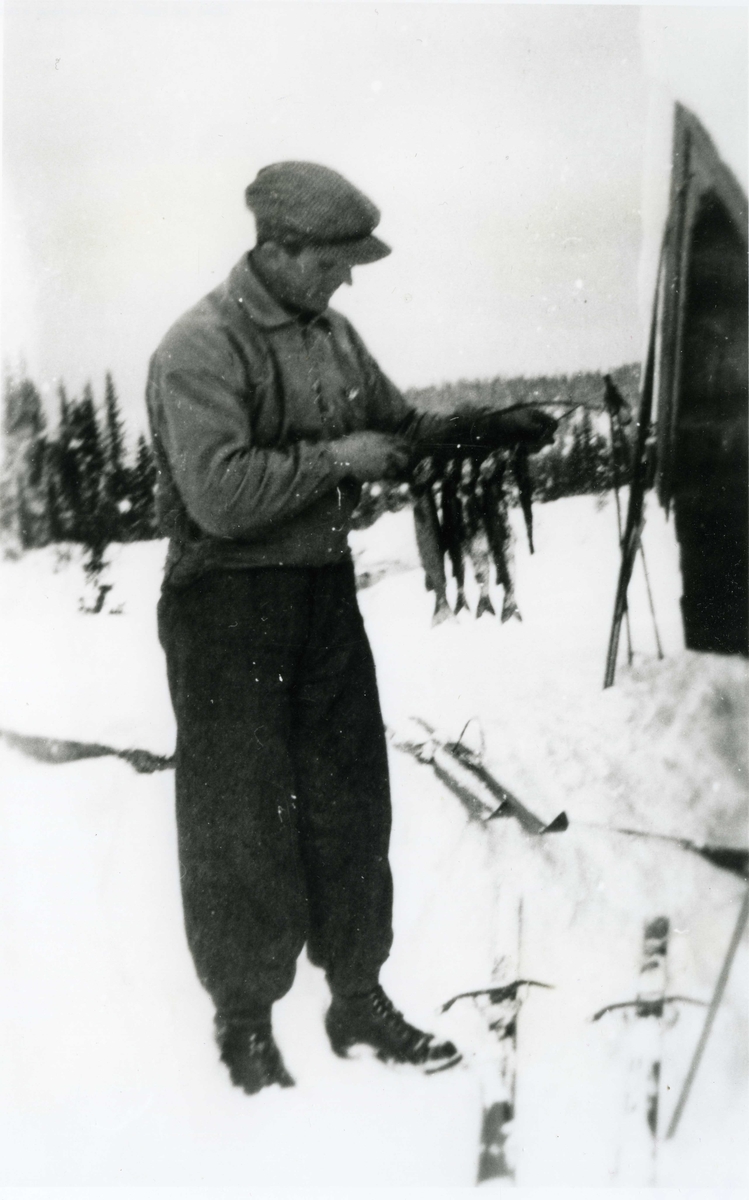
[0,494,746,1187]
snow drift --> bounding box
[0,494,746,1186]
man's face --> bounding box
[272,244,354,314]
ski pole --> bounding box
[604,247,662,688]
[575,820,749,881]
[665,885,749,1139]
[605,376,664,667]
[637,540,664,660]
[606,402,634,666]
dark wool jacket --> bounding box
[147,254,423,586]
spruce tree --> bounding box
[0,369,18,544]
[0,370,51,548]
[579,408,597,491]
[562,407,612,495]
[102,371,129,540]
[129,434,157,539]
[54,383,80,540]
[45,468,65,543]
[68,383,106,551]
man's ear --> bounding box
[253,239,279,264]
[256,240,304,269]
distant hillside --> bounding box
[405,363,641,415]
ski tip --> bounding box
[698,845,749,880]
[424,1050,464,1075]
[542,811,569,834]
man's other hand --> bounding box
[417,405,559,460]
[497,407,558,448]
[328,431,410,481]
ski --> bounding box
[475,987,520,1183]
[633,916,670,1165]
[394,718,567,835]
[446,738,568,835]
[393,728,496,824]
[442,904,552,1183]
[595,916,671,1184]
[581,821,749,882]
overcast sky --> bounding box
[1,3,745,431]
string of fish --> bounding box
[410,447,535,626]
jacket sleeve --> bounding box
[149,320,346,540]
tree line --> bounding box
[0,369,156,556]
[1,363,639,551]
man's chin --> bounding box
[299,296,332,316]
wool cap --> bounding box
[245,162,391,264]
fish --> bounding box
[459,457,495,619]
[440,458,468,614]
[478,454,521,623]
[469,526,496,619]
[512,445,534,555]
[411,447,528,626]
[412,457,452,625]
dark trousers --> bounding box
[157,562,394,1023]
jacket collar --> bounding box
[227,253,330,330]
[226,253,296,328]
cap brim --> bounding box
[324,234,391,265]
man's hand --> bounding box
[490,407,558,449]
[328,431,410,482]
[411,405,559,463]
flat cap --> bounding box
[245,161,391,264]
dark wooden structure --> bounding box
[655,105,748,656]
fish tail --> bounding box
[454,587,469,615]
[476,592,496,619]
[501,592,522,623]
[432,596,453,626]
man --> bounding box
[147,162,555,1095]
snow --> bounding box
[0,493,746,1188]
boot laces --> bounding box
[368,986,432,1056]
